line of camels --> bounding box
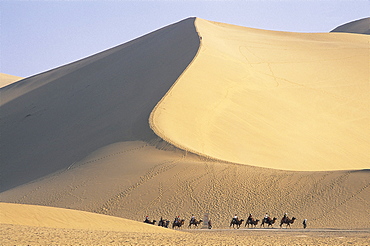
[143,214,300,229]
[230,215,297,229]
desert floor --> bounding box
[1,224,369,246]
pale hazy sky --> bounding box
[1,0,368,78]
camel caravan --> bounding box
[144,214,211,229]
[144,213,304,230]
[230,213,300,229]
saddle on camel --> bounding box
[260,216,277,228]
[230,218,244,229]
[280,216,296,228]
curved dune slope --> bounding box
[0,18,200,192]
[331,17,370,35]
[0,202,176,233]
[151,18,369,171]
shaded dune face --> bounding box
[150,18,369,171]
[0,18,200,192]
[330,17,370,35]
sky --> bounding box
[1,0,369,78]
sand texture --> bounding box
[0,17,369,245]
[0,73,23,88]
[2,223,369,246]
[1,142,369,229]
[151,18,369,171]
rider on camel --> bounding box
[233,214,238,223]
[264,213,269,223]
[190,214,196,223]
[283,213,288,222]
[247,213,253,223]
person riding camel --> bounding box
[144,216,150,223]
[247,213,253,223]
[283,213,288,222]
[233,214,238,223]
[175,215,180,223]
[264,213,269,223]
[190,214,196,223]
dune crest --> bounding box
[150,18,369,171]
[0,18,200,192]
[331,17,370,35]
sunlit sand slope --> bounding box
[0,73,23,88]
[0,18,199,192]
[0,202,176,233]
[151,18,369,171]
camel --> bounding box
[260,217,277,228]
[158,217,170,228]
[230,219,244,229]
[143,219,156,225]
[245,218,260,228]
[172,219,185,229]
[188,219,203,229]
[280,217,296,228]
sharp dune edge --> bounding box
[151,18,369,171]
[0,73,23,88]
[330,17,370,35]
[1,17,369,244]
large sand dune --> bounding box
[1,17,369,237]
[0,18,199,192]
[151,18,369,171]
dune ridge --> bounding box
[150,18,369,171]
[0,17,200,192]
[330,17,370,35]
[0,73,23,88]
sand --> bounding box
[0,17,369,245]
[151,18,369,171]
[0,202,176,233]
[2,224,369,246]
[1,142,369,229]
[0,18,199,192]
[0,73,23,88]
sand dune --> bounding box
[331,17,370,35]
[1,17,369,242]
[0,202,176,233]
[0,73,23,88]
[151,18,369,171]
[0,18,199,192]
